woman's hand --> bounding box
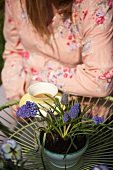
[8,96,25,122]
[11,104,19,119]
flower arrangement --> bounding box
[0,93,112,169]
[16,93,106,154]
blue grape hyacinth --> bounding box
[61,93,68,105]
[93,116,104,125]
[63,111,69,122]
[63,103,80,122]
[68,103,80,119]
[16,101,38,118]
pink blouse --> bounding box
[2,0,113,99]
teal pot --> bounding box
[43,137,89,169]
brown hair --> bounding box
[22,0,74,42]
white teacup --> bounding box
[19,82,61,107]
[27,82,58,106]
[19,82,61,117]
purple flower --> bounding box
[91,164,109,170]
[93,116,104,125]
[61,93,68,105]
[63,112,69,122]
[16,105,26,117]
[99,164,109,170]
[1,139,22,161]
[16,101,38,118]
[68,103,80,120]
[91,166,101,170]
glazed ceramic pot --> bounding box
[43,137,89,168]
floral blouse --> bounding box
[2,0,113,99]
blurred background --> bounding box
[0,0,5,84]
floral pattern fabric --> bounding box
[1,0,113,99]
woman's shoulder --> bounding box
[5,0,26,16]
[72,0,112,18]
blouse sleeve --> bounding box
[39,0,113,97]
[1,0,26,99]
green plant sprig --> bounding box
[36,99,96,140]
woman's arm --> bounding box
[36,0,113,97]
[1,0,26,100]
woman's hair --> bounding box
[22,0,74,42]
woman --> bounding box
[0,0,113,119]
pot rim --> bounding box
[42,136,89,156]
